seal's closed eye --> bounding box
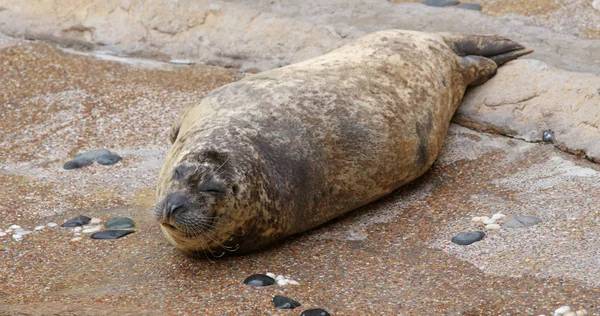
[199,178,228,195]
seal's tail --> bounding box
[442,34,533,66]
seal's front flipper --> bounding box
[488,48,534,66]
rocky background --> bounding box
[0,1,599,315]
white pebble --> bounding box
[74,232,81,236]
[491,213,506,220]
[485,224,501,230]
[564,312,577,316]
[482,218,496,225]
[275,275,285,281]
[73,227,82,232]
[575,309,588,316]
[8,225,21,230]
[90,218,102,224]
[277,279,288,286]
[12,234,23,241]
[70,237,82,242]
[0,232,7,237]
[471,216,483,222]
[82,226,101,233]
[47,222,58,227]
[266,272,276,278]
[554,306,571,315]
[34,225,45,231]
[287,280,300,285]
[15,230,32,236]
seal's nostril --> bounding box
[166,193,189,216]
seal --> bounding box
[154,30,532,257]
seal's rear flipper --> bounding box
[442,34,533,66]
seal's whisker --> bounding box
[213,155,230,175]
[182,221,238,252]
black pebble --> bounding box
[61,215,92,227]
[542,130,554,143]
[451,231,486,245]
[96,154,122,166]
[243,274,275,287]
[63,158,94,170]
[300,308,331,316]
[422,0,460,7]
[90,230,135,239]
[273,295,301,309]
[457,3,482,10]
[104,217,136,229]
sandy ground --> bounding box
[1,31,600,315]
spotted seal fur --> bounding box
[155,30,532,256]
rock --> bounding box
[563,312,577,316]
[243,274,276,287]
[47,222,58,227]
[8,225,21,230]
[542,130,555,143]
[15,230,32,235]
[12,234,22,241]
[455,59,600,164]
[96,154,122,166]
[300,308,331,316]
[451,231,485,245]
[575,309,589,315]
[277,279,288,286]
[90,218,102,225]
[90,230,135,239]
[74,149,112,161]
[471,216,483,222]
[63,158,94,170]
[505,216,542,228]
[491,213,506,221]
[273,295,301,309]
[266,272,276,278]
[104,217,136,229]
[457,3,481,11]
[70,237,82,242]
[73,227,82,232]
[61,215,92,227]
[0,232,7,237]
[482,218,496,225]
[422,0,460,7]
[554,306,571,315]
[169,59,194,65]
[287,280,300,285]
[82,226,101,233]
[34,225,45,231]
[593,0,600,11]
[484,224,501,230]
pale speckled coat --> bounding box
[155,30,530,255]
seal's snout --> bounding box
[165,192,189,217]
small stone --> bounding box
[63,158,94,170]
[73,227,82,232]
[485,224,501,230]
[491,213,506,220]
[564,312,577,316]
[554,306,571,315]
[34,225,45,231]
[275,275,285,281]
[457,3,482,10]
[82,226,102,233]
[542,130,555,143]
[575,309,589,315]
[8,225,21,230]
[0,232,7,237]
[74,232,82,236]
[277,279,288,286]
[104,217,136,229]
[266,272,276,278]
[90,230,135,240]
[451,231,485,245]
[273,295,301,309]
[15,230,32,235]
[96,154,122,165]
[12,234,22,241]
[47,222,58,227]
[90,218,102,224]
[505,216,542,228]
[300,308,331,316]
[287,280,300,285]
[61,215,92,227]
[471,216,483,222]
[482,218,496,225]
[422,0,460,7]
[74,149,112,161]
[243,274,276,287]
[70,237,82,242]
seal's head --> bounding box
[154,149,244,257]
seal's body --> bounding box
[155,30,531,256]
